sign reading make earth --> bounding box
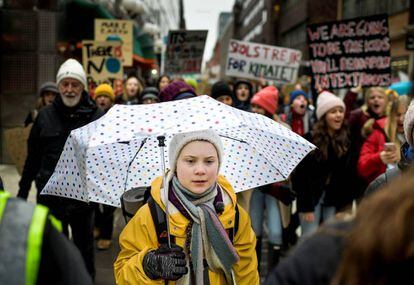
[307,14,391,90]
[95,19,133,66]
[82,40,124,91]
[225,39,302,84]
[164,30,208,74]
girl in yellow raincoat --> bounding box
[114,129,259,284]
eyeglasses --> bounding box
[59,80,82,90]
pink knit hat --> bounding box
[250,86,279,115]
[404,100,414,146]
[316,91,346,120]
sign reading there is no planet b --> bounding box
[82,40,124,91]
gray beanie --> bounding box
[38,81,59,97]
[56,58,87,90]
[168,129,224,176]
[404,100,414,146]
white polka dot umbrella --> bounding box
[41,95,315,207]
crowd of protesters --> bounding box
[1,56,414,284]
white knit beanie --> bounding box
[316,91,346,120]
[404,100,414,146]
[56,58,87,90]
[168,129,224,176]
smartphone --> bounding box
[384,142,396,152]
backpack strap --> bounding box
[228,204,240,243]
[148,197,174,245]
[148,196,240,245]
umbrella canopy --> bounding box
[42,95,315,207]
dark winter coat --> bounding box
[264,220,351,285]
[17,92,103,213]
[291,132,358,212]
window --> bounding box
[343,0,409,19]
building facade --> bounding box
[0,0,182,163]
[208,0,413,84]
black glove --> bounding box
[143,243,188,280]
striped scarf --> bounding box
[171,176,239,284]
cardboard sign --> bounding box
[95,19,133,66]
[82,40,124,92]
[164,30,208,74]
[4,126,31,175]
[307,14,391,90]
[225,39,302,84]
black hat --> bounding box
[233,80,253,96]
[211,81,233,100]
[140,87,159,102]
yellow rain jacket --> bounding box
[114,175,259,284]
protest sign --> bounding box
[164,30,208,74]
[82,40,124,92]
[307,14,391,90]
[95,19,133,66]
[4,126,31,175]
[225,39,302,84]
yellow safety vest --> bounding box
[0,192,62,285]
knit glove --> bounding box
[143,243,188,280]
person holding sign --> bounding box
[347,87,389,202]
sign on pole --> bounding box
[225,39,302,84]
[307,14,391,90]
[164,30,208,74]
[95,19,133,66]
[82,40,124,91]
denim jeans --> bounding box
[299,198,336,238]
[249,189,283,245]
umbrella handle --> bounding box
[157,135,171,248]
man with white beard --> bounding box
[18,58,103,280]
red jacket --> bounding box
[357,118,387,184]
